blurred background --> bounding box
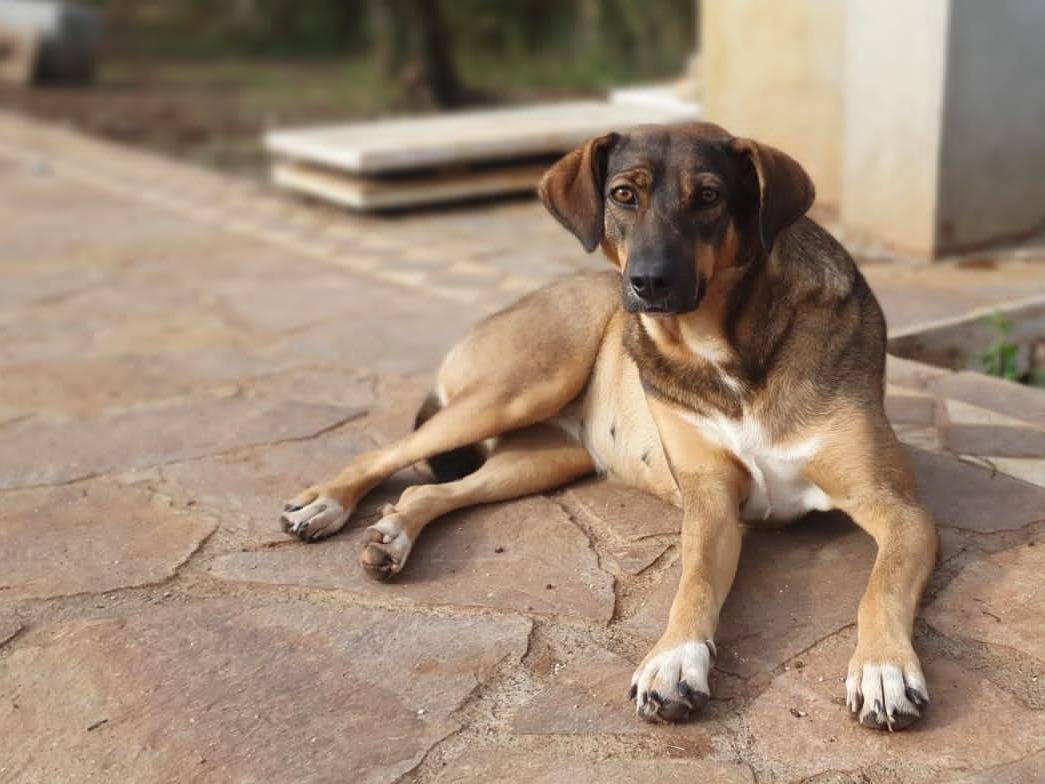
[1,0,1044,381]
[0,0,694,174]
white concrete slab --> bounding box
[264,100,699,175]
[271,160,547,210]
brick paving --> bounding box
[0,112,1043,783]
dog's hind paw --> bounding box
[845,658,928,731]
[281,493,352,542]
[360,510,413,581]
[631,640,713,723]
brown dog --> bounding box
[280,122,938,730]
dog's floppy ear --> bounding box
[538,133,618,252]
[730,138,815,251]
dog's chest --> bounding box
[675,409,834,522]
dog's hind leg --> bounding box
[357,422,594,580]
[280,272,618,541]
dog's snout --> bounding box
[623,253,700,314]
[629,270,671,301]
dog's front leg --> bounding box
[806,412,938,731]
[630,395,750,722]
[630,466,746,722]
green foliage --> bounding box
[83,0,694,89]
[980,312,1021,381]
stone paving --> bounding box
[0,111,1043,783]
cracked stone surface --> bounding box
[208,496,615,622]
[562,479,680,574]
[0,617,21,647]
[744,628,1045,783]
[622,513,874,678]
[0,482,215,600]
[0,601,530,784]
[909,448,1045,532]
[1,112,1044,783]
[925,543,1045,663]
[433,752,756,783]
[0,397,361,490]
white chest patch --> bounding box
[674,409,833,522]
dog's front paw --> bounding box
[630,639,713,723]
[281,489,352,542]
[845,645,928,731]
[359,508,413,581]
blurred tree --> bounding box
[368,0,464,109]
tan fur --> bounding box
[281,123,937,731]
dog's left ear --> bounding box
[730,138,815,251]
[538,133,618,253]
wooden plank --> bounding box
[271,160,548,210]
[264,100,698,175]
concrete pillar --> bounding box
[700,0,845,206]
[697,0,1045,259]
[840,0,949,256]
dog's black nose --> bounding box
[629,271,671,301]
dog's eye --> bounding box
[610,186,638,207]
[698,188,720,206]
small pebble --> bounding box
[494,546,505,554]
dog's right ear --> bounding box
[538,133,618,253]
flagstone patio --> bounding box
[0,112,1042,783]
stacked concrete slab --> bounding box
[264,97,699,210]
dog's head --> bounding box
[538,122,814,315]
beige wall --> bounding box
[840,0,950,256]
[700,0,845,205]
[698,0,1045,258]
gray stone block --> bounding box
[0,0,99,84]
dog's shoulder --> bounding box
[774,217,861,302]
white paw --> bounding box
[845,661,928,731]
[630,640,713,723]
[359,511,413,581]
[281,496,352,542]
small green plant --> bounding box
[980,312,1020,380]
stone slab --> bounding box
[0,600,530,784]
[272,159,547,210]
[0,482,215,600]
[942,424,1045,458]
[0,350,295,416]
[0,397,360,489]
[909,447,1045,532]
[886,393,937,425]
[929,371,1045,428]
[622,512,874,678]
[264,100,698,175]
[744,629,1045,782]
[925,543,1045,663]
[563,480,681,574]
[159,425,383,549]
[433,751,754,784]
[885,354,952,390]
[982,457,1045,489]
[510,648,649,736]
[937,751,1045,784]
[209,496,615,622]
[508,647,735,743]
[0,616,21,647]
[564,479,682,541]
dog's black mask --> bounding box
[538,122,815,316]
